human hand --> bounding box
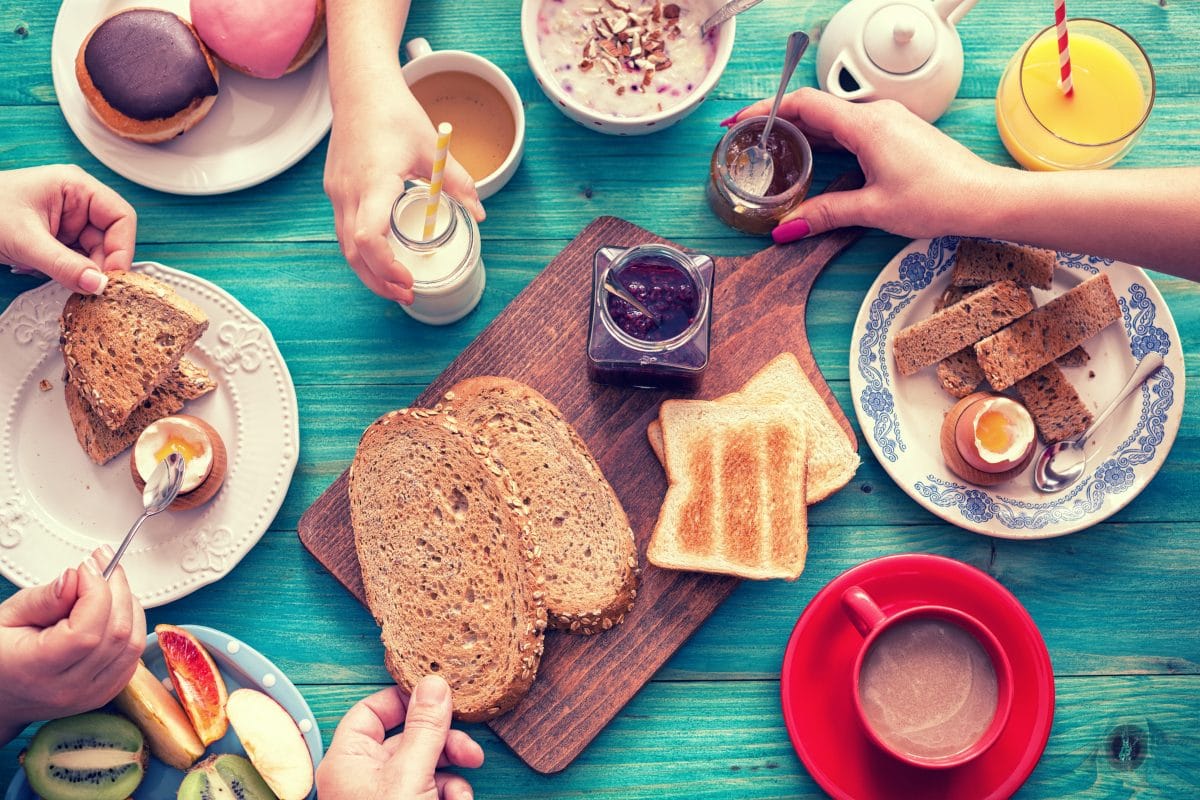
[324,70,484,306]
[316,675,484,800]
[726,88,1005,243]
[0,165,137,294]
[0,547,146,745]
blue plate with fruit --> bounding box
[5,624,322,800]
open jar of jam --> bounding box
[587,243,715,391]
[707,116,814,235]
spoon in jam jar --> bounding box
[603,273,658,322]
[733,30,809,197]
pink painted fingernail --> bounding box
[53,568,71,598]
[98,544,115,565]
[79,269,108,295]
[772,218,812,244]
[719,114,739,127]
[82,557,100,576]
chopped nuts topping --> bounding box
[575,0,685,83]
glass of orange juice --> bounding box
[995,19,1154,171]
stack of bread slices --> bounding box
[60,271,213,464]
[348,377,638,722]
[893,239,1121,443]
[645,353,860,582]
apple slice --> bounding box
[113,660,206,769]
[156,624,228,746]
[226,689,313,800]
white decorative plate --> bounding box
[850,237,1184,538]
[51,0,332,195]
[0,263,299,606]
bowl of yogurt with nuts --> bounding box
[523,0,734,135]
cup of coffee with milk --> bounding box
[841,586,1014,768]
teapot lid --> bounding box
[863,4,937,75]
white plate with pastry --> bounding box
[51,0,331,195]
[850,236,1184,538]
[0,262,298,605]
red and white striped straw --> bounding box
[1053,0,1074,96]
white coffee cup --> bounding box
[402,38,526,200]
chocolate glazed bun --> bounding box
[75,9,220,144]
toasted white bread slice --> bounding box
[648,400,809,581]
[445,377,638,634]
[349,408,547,722]
[648,353,858,503]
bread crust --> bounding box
[75,13,220,144]
[445,377,638,635]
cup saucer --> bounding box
[781,553,1054,800]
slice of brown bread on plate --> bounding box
[892,280,1033,377]
[936,349,987,398]
[444,377,638,634]
[951,240,1056,289]
[349,409,547,722]
[1013,362,1094,444]
[647,353,858,504]
[648,400,809,581]
[975,273,1120,391]
[61,271,208,430]
[67,358,216,464]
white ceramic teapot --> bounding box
[815,0,978,123]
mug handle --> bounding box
[404,37,433,62]
[841,586,888,638]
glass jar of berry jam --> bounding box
[707,116,814,235]
[587,243,715,391]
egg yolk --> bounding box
[975,409,1016,455]
[155,436,205,463]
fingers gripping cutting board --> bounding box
[298,172,866,773]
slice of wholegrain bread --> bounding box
[649,400,809,581]
[444,377,638,635]
[952,240,1055,289]
[975,274,1120,391]
[349,409,547,722]
[61,271,208,430]
[647,353,858,503]
[893,280,1034,377]
[66,358,216,464]
[1013,363,1094,444]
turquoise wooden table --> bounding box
[2,0,1199,796]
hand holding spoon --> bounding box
[731,30,809,197]
[1033,352,1165,493]
[102,452,186,579]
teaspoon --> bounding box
[731,31,809,197]
[602,273,657,321]
[700,0,766,37]
[1033,352,1165,493]
[102,452,186,579]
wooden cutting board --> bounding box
[298,172,866,773]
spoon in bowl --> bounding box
[731,30,809,197]
[102,452,186,579]
[1033,352,1165,493]
[700,0,766,37]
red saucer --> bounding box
[781,553,1054,800]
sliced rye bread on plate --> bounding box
[60,271,208,430]
[349,409,547,722]
[975,273,1120,391]
[443,377,638,634]
[1013,362,1094,444]
[66,358,216,464]
[646,352,858,504]
[649,400,809,581]
[951,239,1056,290]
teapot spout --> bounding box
[933,0,979,26]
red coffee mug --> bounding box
[844,587,1012,767]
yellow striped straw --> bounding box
[424,122,453,240]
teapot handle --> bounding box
[934,0,980,26]
[824,53,875,102]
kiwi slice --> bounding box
[22,712,147,800]
[178,753,280,800]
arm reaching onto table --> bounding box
[728,88,1200,281]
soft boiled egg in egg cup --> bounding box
[130,415,227,510]
[940,393,1037,486]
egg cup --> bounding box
[940,393,1036,486]
[130,415,227,510]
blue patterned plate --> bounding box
[849,237,1184,538]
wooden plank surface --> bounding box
[2,0,1200,795]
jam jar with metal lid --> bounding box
[587,243,715,391]
[707,115,814,235]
